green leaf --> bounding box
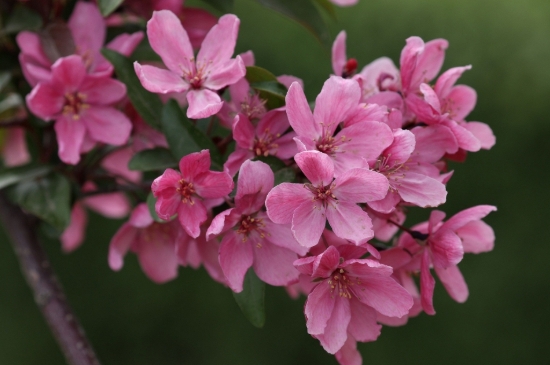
[255,0,331,46]
[11,172,71,231]
[98,0,124,16]
[161,100,222,168]
[201,0,234,13]
[245,67,287,109]
[3,4,43,34]
[146,192,163,223]
[312,0,337,19]
[232,269,266,328]
[128,148,178,172]
[0,73,11,92]
[0,165,51,190]
[273,167,296,185]
[101,49,163,129]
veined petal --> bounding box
[82,107,132,145]
[134,63,189,94]
[197,14,240,69]
[434,264,469,303]
[429,229,464,268]
[147,10,194,74]
[253,241,299,286]
[219,232,254,292]
[420,249,436,315]
[397,172,447,208]
[313,76,361,136]
[179,150,211,179]
[305,282,335,335]
[292,200,326,248]
[206,208,241,240]
[295,150,334,186]
[79,77,126,105]
[411,38,448,88]
[434,65,472,98]
[456,220,495,253]
[400,36,424,93]
[26,83,64,120]
[51,55,86,92]
[332,31,347,76]
[54,115,86,164]
[266,183,311,224]
[441,205,497,232]
[203,56,246,90]
[194,171,234,199]
[337,121,393,163]
[286,82,319,140]
[177,200,207,238]
[233,114,255,149]
[318,297,350,354]
[326,201,374,244]
[312,246,340,278]
[444,85,476,120]
[333,168,389,203]
[186,89,223,119]
[463,121,495,150]
[348,300,381,342]
[235,160,274,214]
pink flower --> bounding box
[206,160,306,292]
[134,11,246,119]
[1,127,30,167]
[287,76,393,176]
[109,204,180,283]
[266,151,388,247]
[395,205,497,314]
[26,55,132,164]
[17,1,143,86]
[151,150,234,238]
[223,109,297,176]
[294,245,413,355]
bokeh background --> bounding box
[1,0,549,364]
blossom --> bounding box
[206,160,306,292]
[26,55,132,164]
[17,1,143,86]
[1,127,30,167]
[266,151,388,247]
[134,10,246,119]
[286,76,393,176]
[294,245,413,355]
[109,204,181,283]
[223,109,297,176]
[151,150,234,238]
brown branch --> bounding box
[0,192,101,365]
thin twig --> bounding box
[0,192,101,365]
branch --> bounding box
[0,192,101,365]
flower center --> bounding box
[374,156,407,190]
[176,179,196,204]
[252,131,279,157]
[62,92,89,120]
[182,60,210,89]
[328,268,360,299]
[240,94,267,120]
[307,183,337,204]
[237,215,267,244]
[315,132,348,156]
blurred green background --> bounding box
[1,0,549,364]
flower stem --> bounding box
[0,192,101,365]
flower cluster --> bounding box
[10,2,496,365]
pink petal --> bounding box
[419,83,441,114]
[441,205,497,232]
[186,88,223,119]
[219,232,254,292]
[261,213,309,256]
[399,36,424,93]
[463,121,496,150]
[313,76,361,136]
[147,10,194,74]
[253,241,299,286]
[3,128,31,167]
[348,300,381,342]
[108,222,137,271]
[106,31,144,57]
[51,55,86,92]
[177,200,207,238]
[326,201,374,244]
[420,250,436,315]
[233,114,255,149]
[26,83,64,120]
[194,171,234,199]
[152,169,182,219]
[332,31,347,76]
[136,232,178,283]
[434,264,469,303]
[277,75,303,89]
[61,203,88,253]
[19,54,51,87]
[335,336,362,365]
[257,109,291,137]
[411,38,448,89]
[434,65,472,98]
[206,208,241,240]
[456,220,495,254]
[179,149,211,179]
[82,107,132,145]
[79,77,126,105]
[198,236,228,285]
[197,14,240,69]
[383,129,415,165]
[312,246,341,278]
[295,150,334,186]
[367,190,400,214]
[84,192,130,218]
[429,229,464,268]
[286,82,319,140]
[134,63,189,94]
[334,168,389,203]
[235,160,274,214]
[338,121,393,163]
[54,115,86,164]
[305,282,335,335]
[318,297,351,354]
[445,85,476,120]
[68,2,105,55]
[397,172,447,208]
[428,210,446,233]
[128,203,154,228]
[223,148,254,177]
[292,200,327,248]
[16,31,50,68]
[181,8,218,49]
[203,57,246,90]
[101,147,141,183]
[444,120,481,152]
[410,124,458,162]
[265,183,311,224]
[273,132,298,159]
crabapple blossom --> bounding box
[26,55,132,164]
[266,151,388,247]
[151,150,234,238]
[207,160,306,292]
[134,11,246,119]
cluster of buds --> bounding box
[9,2,495,364]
